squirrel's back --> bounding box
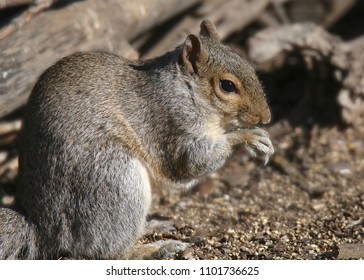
[13,48,202,259]
[15,52,158,259]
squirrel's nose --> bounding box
[261,108,271,124]
[250,108,271,125]
[257,100,271,124]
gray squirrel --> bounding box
[0,20,273,259]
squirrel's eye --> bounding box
[220,80,237,94]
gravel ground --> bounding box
[142,125,364,260]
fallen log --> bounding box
[0,0,201,117]
[248,23,364,127]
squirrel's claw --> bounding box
[244,127,274,165]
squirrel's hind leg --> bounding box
[98,158,153,259]
[127,240,189,260]
[127,218,189,260]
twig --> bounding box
[0,156,18,175]
[142,0,270,58]
[0,151,7,164]
[272,1,290,24]
[0,0,60,40]
[0,120,22,135]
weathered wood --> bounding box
[0,0,32,9]
[141,0,271,58]
[0,0,59,40]
[248,23,364,127]
[0,0,201,117]
[0,119,21,135]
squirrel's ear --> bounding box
[180,34,205,75]
[199,19,219,41]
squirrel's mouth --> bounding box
[224,118,255,132]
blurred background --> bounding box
[0,0,363,259]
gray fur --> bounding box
[0,20,273,259]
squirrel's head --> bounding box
[178,20,271,130]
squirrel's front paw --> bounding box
[242,127,274,165]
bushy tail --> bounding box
[0,207,39,259]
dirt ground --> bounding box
[143,125,364,259]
